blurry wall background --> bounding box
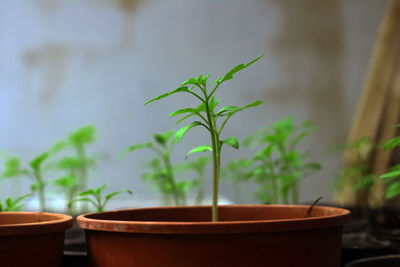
[0,0,389,204]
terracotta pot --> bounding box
[77,205,350,267]
[0,212,73,267]
[345,254,400,267]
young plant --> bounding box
[244,117,321,204]
[221,158,253,204]
[52,125,97,212]
[334,136,378,225]
[380,124,400,198]
[122,130,195,206]
[145,55,264,221]
[177,156,211,205]
[0,194,32,212]
[68,184,132,213]
[2,153,52,211]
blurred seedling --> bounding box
[0,194,32,212]
[68,184,132,213]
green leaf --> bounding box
[52,175,78,188]
[384,136,400,150]
[105,189,132,202]
[185,145,212,159]
[154,130,174,146]
[220,54,264,83]
[216,105,241,116]
[180,78,199,87]
[3,157,22,178]
[6,198,13,207]
[120,142,153,158]
[30,152,49,171]
[77,189,95,197]
[145,86,190,105]
[176,113,195,124]
[95,184,107,195]
[381,170,400,179]
[386,183,400,199]
[353,175,375,192]
[221,136,239,149]
[68,125,96,145]
[176,121,202,142]
[169,108,199,118]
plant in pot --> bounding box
[243,117,322,204]
[77,55,350,267]
[0,154,73,267]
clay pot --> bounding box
[77,205,350,267]
[345,254,400,267]
[0,212,73,267]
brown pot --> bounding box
[77,205,350,267]
[0,212,73,267]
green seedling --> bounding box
[122,130,196,206]
[244,117,321,204]
[68,184,132,213]
[334,136,378,225]
[145,55,264,221]
[176,156,211,205]
[221,158,252,204]
[52,125,97,212]
[0,194,32,212]
[2,153,52,211]
[380,124,400,199]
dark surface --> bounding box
[345,254,400,267]
[63,226,87,267]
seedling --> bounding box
[53,125,97,212]
[244,117,321,204]
[68,184,132,212]
[177,156,211,205]
[0,194,32,212]
[380,124,400,198]
[221,158,252,204]
[145,55,264,221]
[122,130,196,206]
[334,136,378,224]
[2,153,52,211]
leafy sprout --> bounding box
[145,55,264,221]
[122,130,197,206]
[69,184,132,213]
[244,117,321,204]
[380,124,400,199]
[0,194,33,212]
[2,152,51,211]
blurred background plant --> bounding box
[333,136,379,225]
[381,124,400,200]
[244,117,322,204]
[221,158,253,204]
[122,130,200,206]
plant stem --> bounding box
[162,153,182,206]
[204,95,219,222]
[34,170,46,211]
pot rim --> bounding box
[77,204,350,234]
[0,212,73,236]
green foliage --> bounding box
[2,152,51,211]
[221,158,253,204]
[245,117,321,204]
[123,130,198,206]
[380,126,400,199]
[0,194,32,212]
[145,55,264,221]
[69,184,132,213]
[334,136,378,197]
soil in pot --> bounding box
[78,205,350,267]
[0,212,73,267]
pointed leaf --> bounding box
[185,145,212,159]
[221,136,239,149]
[120,142,153,158]
[221,54,264,83]
[169,108,199,118]
[176,121,202,142]
[384,136,400,150]
[381,170,400,179]
[145,86,190,105]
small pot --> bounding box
[0,212,73,267]
[78,205,350,267]
[345,254,400,267]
